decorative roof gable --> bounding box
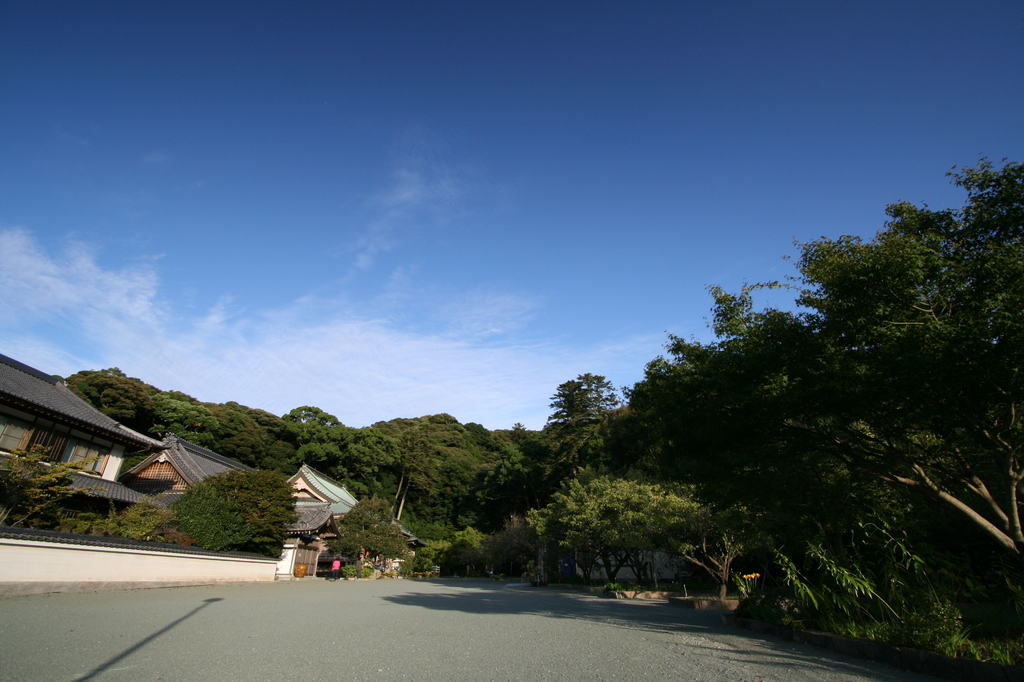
[120,433,253,493]
[288,464,358,515]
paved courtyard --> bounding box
[0,579,937,681]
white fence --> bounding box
[0,526,278,596]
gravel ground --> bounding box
[0,579,938,681]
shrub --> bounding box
[171,484,252,552]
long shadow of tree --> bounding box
[381,582,926,681]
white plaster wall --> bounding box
[0,538,277,583]
[276,545,297,577]
[102,443,125,481]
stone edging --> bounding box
[727,615,1024,682]
[668,596,740,610]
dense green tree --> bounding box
[545,374,619,479]
[65,369,157,434]
[444,526,487,574]
[631,159,1024,559]
[332,497,409,573]
[150,391,220,447]
[170,470,297,556]
[61,502,175,543]
[202,469,298,556]
[284,406,399,497]
[483,514,537,575]
[171,483,253,551]
[373,415,502,530]
[477,442,545,521]
[393,427,440,521]
[529,474,678,583]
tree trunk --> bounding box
[395,487,408,522]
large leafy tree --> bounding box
[173,469,297,556]
[529,474,684,583]
[65,368,157,435]
[632,160,1024,558]
[171,482,254,552]
[150,391,221,447]
[332,497,409,572]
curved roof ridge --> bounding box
[164,433,255,470]
[296,464,358,507]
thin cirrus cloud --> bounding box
[350,155,463,273]
[0,228,656,430]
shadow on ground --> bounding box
[378,580,928,681]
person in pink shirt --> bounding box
[331,559,341,581]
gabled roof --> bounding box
[69,472,146,504]
[400,524,426,547]
[288,464,358,515]
[289,501,336,534]
[0,354,161,449]
[121,433,253,487]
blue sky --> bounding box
[2,1,1022,430]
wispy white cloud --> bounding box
[349,135,465,273]
[0,230,660,430]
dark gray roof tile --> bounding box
[289,502,334,533]
[0,354,162,449]
[70,473,145,504]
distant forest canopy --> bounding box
[64,368,629,540]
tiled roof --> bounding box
[161,434,255,482]
[0,525,270,560]
[121,434,253,488]
[147,491,184,509]
[0,354,161,449]
[289,464,358,514]
[70,473,145,504]
[289,502,334,533]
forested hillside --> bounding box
[63,368,626,539]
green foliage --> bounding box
[60,502,175,542]
[629,159,1024,561]
[777,523,969,655]
[0,447,95,528]
[171,483,253,551]
[332,497,409,566]
[448,526,487,568]
[285,406,399,498]
[529,474,712,586]
[340,564,375,579]
[151,392,221,447]
[170,469,296,556]
[65,369,157,434]
[203,469,298,556]
[482,514,536,570]
[672,503,769,599]
[544,374,619,479]
[209,402,296,473]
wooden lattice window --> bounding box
[27,428,70,463]
[130,461,186,494]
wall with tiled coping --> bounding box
[0,526,277,596]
